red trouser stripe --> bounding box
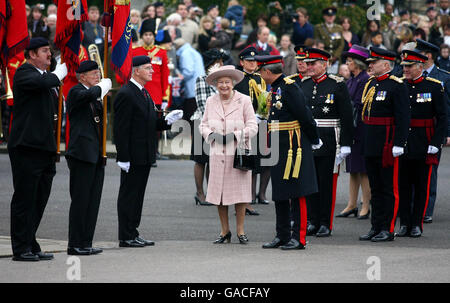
[299,197,307,246]
[422,165,433,231]
[329,172,339,230]
[390,157,400,233]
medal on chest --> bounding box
[417,93,432,103]
[375,91,386,101]
[325,94,334,104]
[273,87,283,109]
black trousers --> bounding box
[117,164,151,240]
[365,156,400,233]
[307,155,336,229]
[274,197,307,246]
[67,157,104,248]
[8,147,56,255]
[399,157,432,230]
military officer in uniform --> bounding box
[8,37,67,261]
[285,45,308,86]
[397,50,447,238]
[256,55,321,250]
[114,56,183,248]
[412,39,450,223]
[234,47,270,210]
[314,7,345,74]
[359,47,410,242]
[300,48,354,237]
[65,61,112,255]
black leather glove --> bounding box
[223,133,236,145]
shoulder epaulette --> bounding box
[253,72,261,76]
[389,75,403,83]
[301,76,311,82]
[329,74,344,83]
[158,45,167,50]
[400,76,405,81]
[284,76,295,85]
[286,73,299,80]
[426,76,443,85]
[132,45,140,49]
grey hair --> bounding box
[263,63,283,74]
[353,58,367,70]
[75,73,81,81]
[387,60,395,69]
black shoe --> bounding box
[280,239,305,250]
[237,234,249,244]
[257,196,269,205]
[336,207,358,218]
[250,199,257,205]
[371,230,394,242]
[395,225,410,237]
[315,225,331,237]
[409,226,422,238]
[213,231,231,244]
[135,237,155,246]
[357,210,370,220]
[262,237,287,249]
[307,224,319,236]
[67,247,92,255]
[34,251,54,260]
[423,216,433,223]
[12,252,39,262]
[195,195,212,206]
[245,208,259,216]
[119,240,145,248]
[88,247,103,254]
[359,228,379,241]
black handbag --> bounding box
[233,130,256,171]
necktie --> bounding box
[142,88,156,111]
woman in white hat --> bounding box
[199,65,258,244]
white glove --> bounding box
[165,109,183,125]
[96,78,112,99]
[52,62,68,81]
[117,161,130,173]
[161,101,168,111]
[427,145,439,154]
[392,146,404,157]
[336,146,351,165]
[312,139,323,150]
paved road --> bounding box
[0,150,449,283]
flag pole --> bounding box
[55,58,64,163]
[101,1,109,167]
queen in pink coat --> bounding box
[199,65,258,245]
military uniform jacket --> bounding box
[113,81,170,165]
[268,75,320,200]
[8,63,61,152]
[300,74,354,157]
[428,65,450,138]
[404,76,447,158]
[234,71,265,111]
[66,84,103,164]
[361,73,410,157]
[314,23,345,60]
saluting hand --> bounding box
[52,62,68,81]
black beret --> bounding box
[140,18,156,37]
[203,48,228,68]
[76,60,99,73]
[26,37,49,51]
[415,39,440,53]
[239,47,258,61]
[132,55,151,67]
[322,7,337,16]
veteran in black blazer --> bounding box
[114,56,183,248]
[65,61,112,256]
[8,38,67,261]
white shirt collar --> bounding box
[130,77,144,90]
[81,83,89,90]
[425,64,434,74]
[257,40,267,50]
[34,66,45,74]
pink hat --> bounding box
[205,65,244,86]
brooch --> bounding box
[275,101,283,109]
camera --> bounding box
[38,3,45,10]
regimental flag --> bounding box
[54,0,88,71]
[0,0,29,69]
[110,0,132,82]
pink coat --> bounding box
[199,91,258,205]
